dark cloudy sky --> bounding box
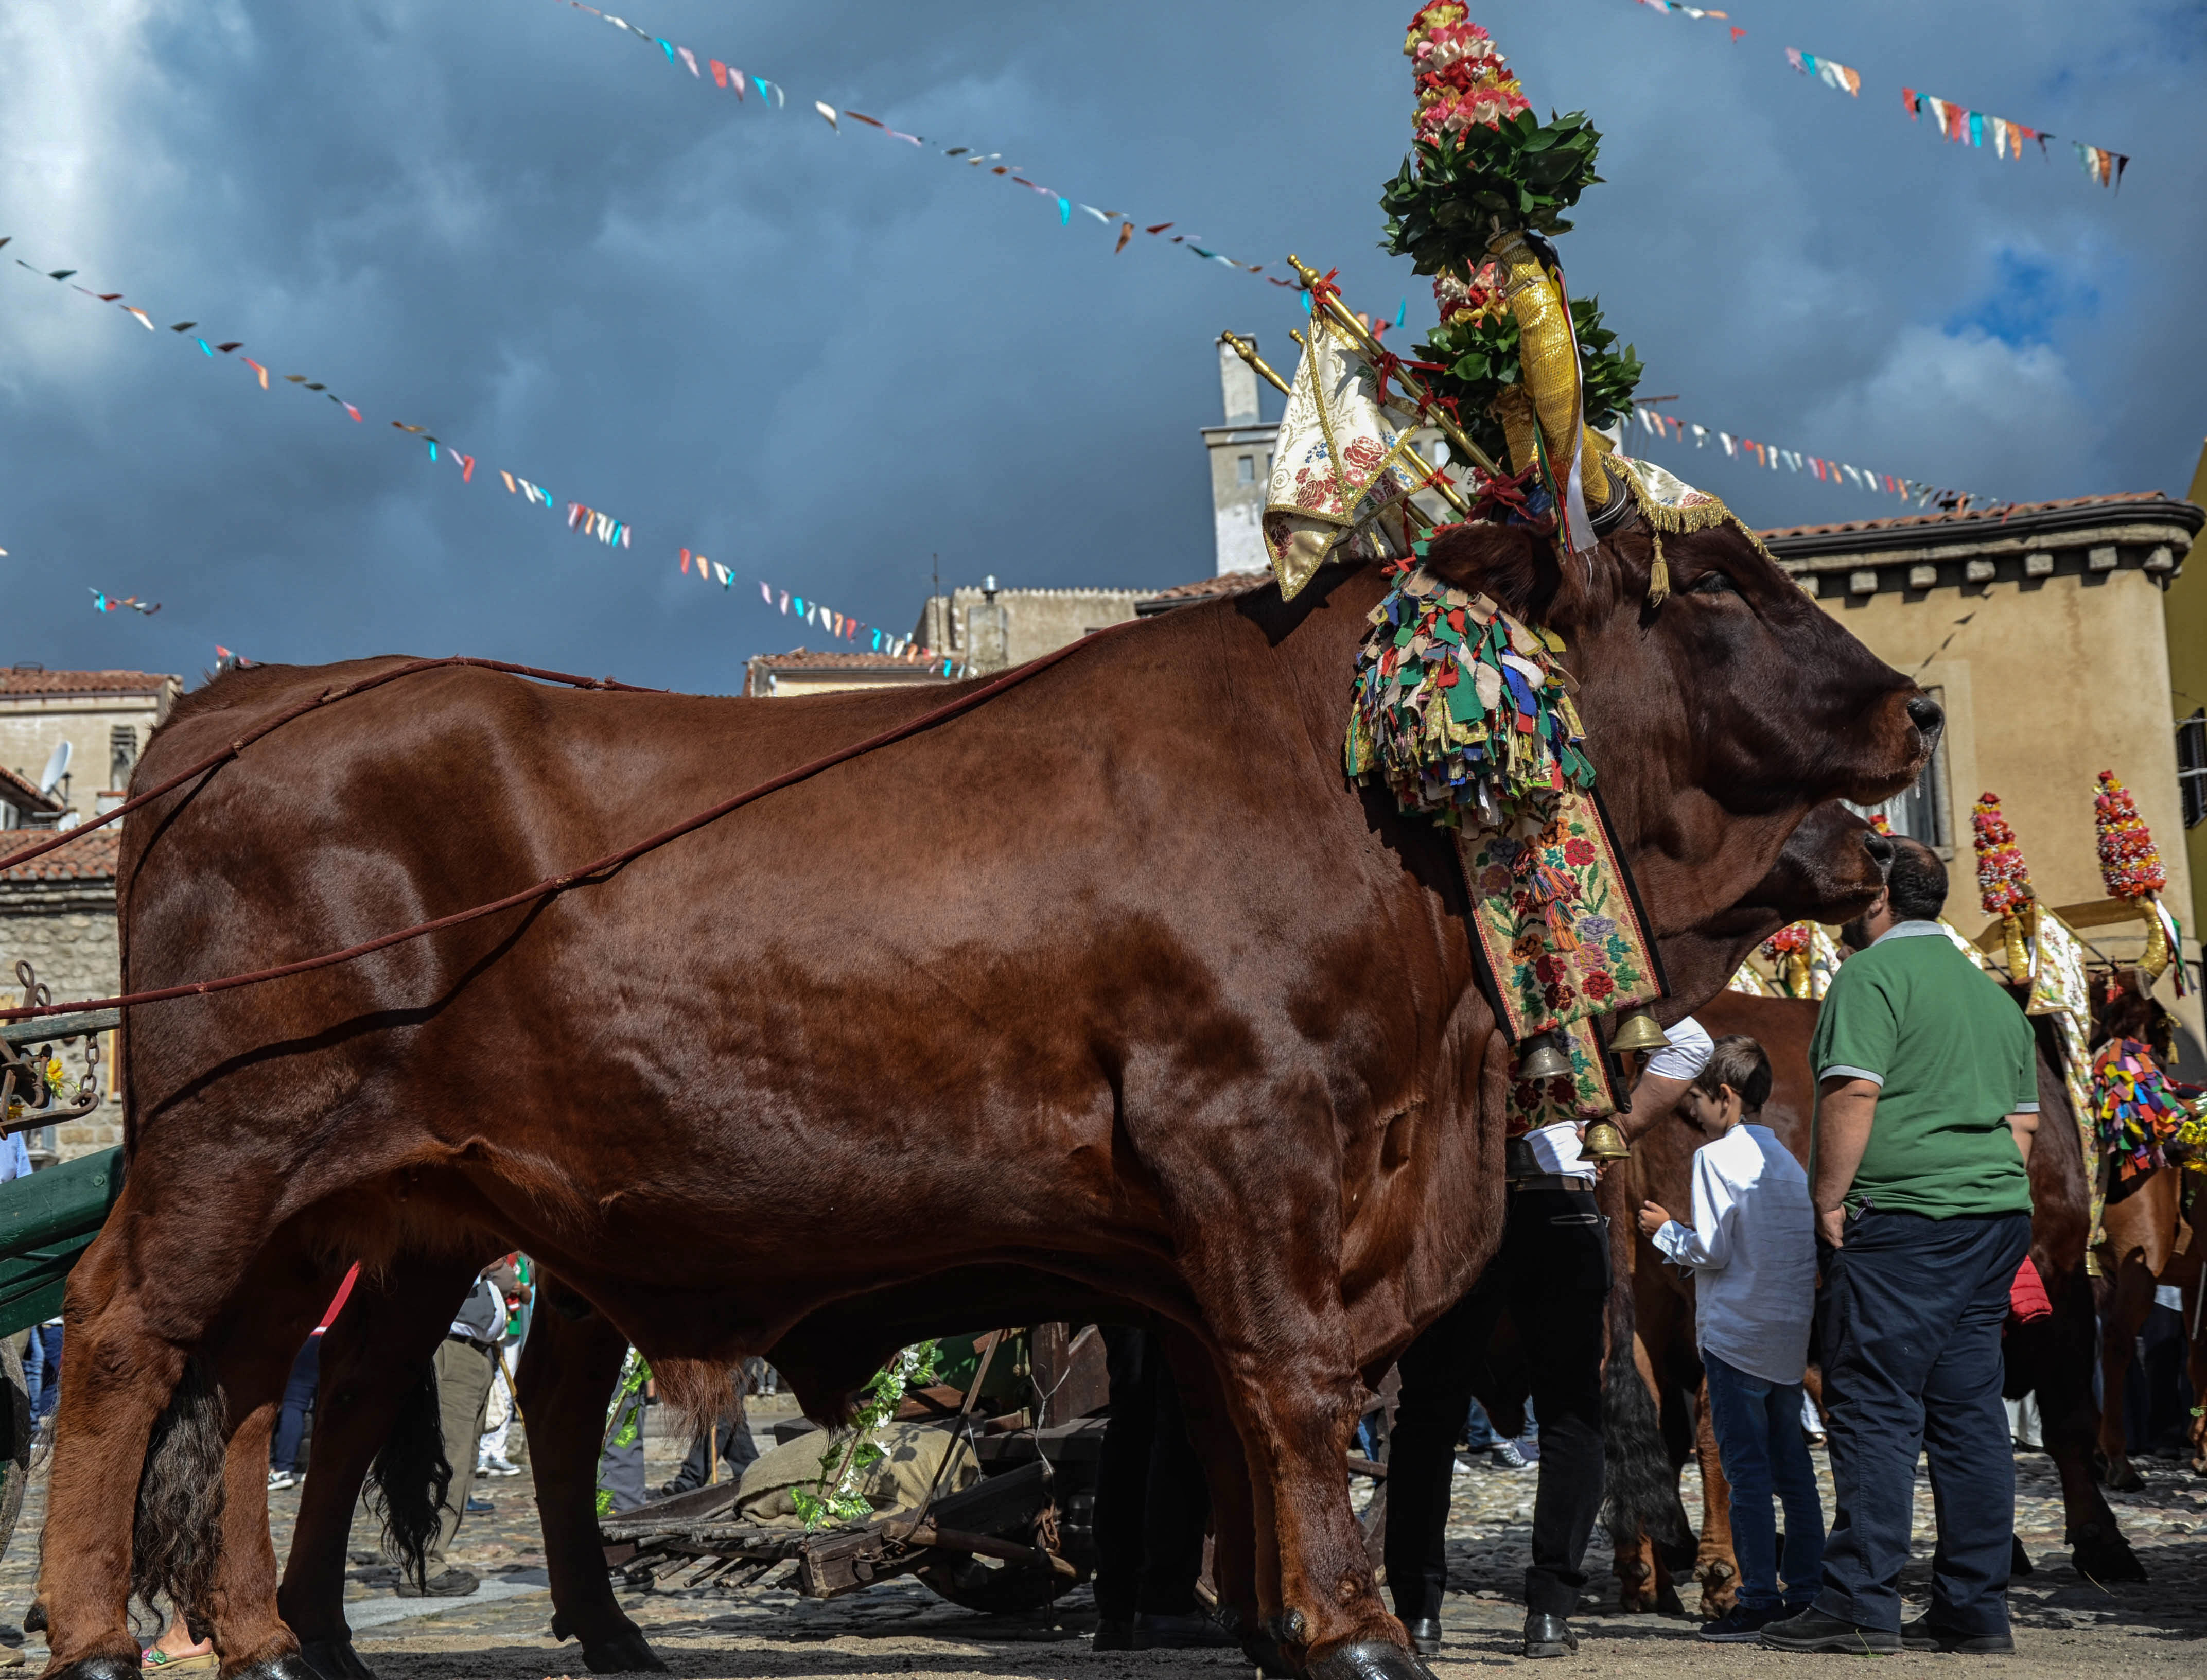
[3,0,2201,694]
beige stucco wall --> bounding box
[1817,566,2199,1035]
[0,691,172,815]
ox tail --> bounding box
[1600,1297,1694,1567]
[130,1356,227,1634]
[366,1359,451,1589]
[652,1357,742,1445]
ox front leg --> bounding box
[523,1276,667,1674]
[1171,1262,1404,1677]
[2094,1261,2154,1492]
[1166,1333,1284,1674]
[277,1250,490,1678]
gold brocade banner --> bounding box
[1456,787,1664,1044]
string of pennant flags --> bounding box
[1627,401,1999,514]
[3,237,967,666]
[678,551,965,672]
[545,0,1298,287]
[1788,47,2128,187]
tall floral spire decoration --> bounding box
[1971,792,2036,981]
[2094,770,2184,991]
[1380,8,1641,553]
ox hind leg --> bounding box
[523,1274,666,1675]
[2013,1256,2143,1584]
[1690,1374,1740,1614]
[276,1249,487,1679]
[1164,1331,1280,1671]
[2094,1257,2156,1492]
[39,1176,335,1680]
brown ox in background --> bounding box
[1603,986,2144,1616]
[41,513,1933,1680]
[2085,975,2207,1490]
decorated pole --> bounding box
[2094,770,2183,991]
[1971,791,2037,982]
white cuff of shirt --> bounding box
[1818,1064,1885,1087]
[2013,1101,2040,1112]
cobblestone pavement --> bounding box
[0,1402,2198,1677]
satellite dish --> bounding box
[37,741,69,798]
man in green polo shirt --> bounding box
[1761,839,2036,1657]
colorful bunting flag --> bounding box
[1630,402,1998,512]
[1786,48,1861,97]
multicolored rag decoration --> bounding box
[1344,562,1592,829]
[1503,1014,1630,1130]
[1457,792,1663,1042]
[2091,1036,2186,1180]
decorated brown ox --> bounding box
[1607,986,2143,1614]
[261,802,1899,1680]
[2086,974,2207,1489]
[40,514,1932,1680]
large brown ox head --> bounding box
[1415,508,1935,937]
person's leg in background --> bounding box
[1913,1213,2033,1650]
[28,1323,60,1423]
[413,1336,496,1595]
[1132,1347,1228,1648]
[268,1332,322,1487]
[1504,1188,1609,1656]
[1385,1281,1504,1655]
[1090,1327,1162,1649]
[1698,1353,1782,1638]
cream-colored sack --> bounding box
[733,1421,982,1528]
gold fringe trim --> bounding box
[1614,459,1777,605]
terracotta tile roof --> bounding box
[1136,571,1269,612]
[1759,492,2186,542]
[0,828,120,882]
[0,668,177,697]
[0,765,63,816]
[747,648,955,671]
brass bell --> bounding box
[1608,1008,1672,1054]
[1519,1030,1573,1082]
[1582,1118,1631,1162]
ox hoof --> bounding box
[225,1655,328,1680]
[581,1627,670,1674]
[2069,1522,2147,1585]
[1304,1640,1435,1680]
[299,1636,379,1679]
[50,1662,139,1680]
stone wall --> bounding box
[0,879,121,1163]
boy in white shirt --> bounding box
[1636,1035,1824,1642]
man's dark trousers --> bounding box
[1386,1184,1609,1621]
[1093,1327,1211,1621]
[1816,1206,2031,1636]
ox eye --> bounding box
[1687,571,1737,596]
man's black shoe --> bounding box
[1132,1610,1240,1650]
[1403,1616,1442,1656]
[1698,1603,1785,1643]
[1759,1606,1899,1653]
[1522,1611,1576,1659]
[393,1567,480,1599]
[1900,1614,2013,1653]
[1091,1618,1135,1652]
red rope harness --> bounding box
[0,640,1107,1024]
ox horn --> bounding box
[1485,230,1616,532]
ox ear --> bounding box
[1418,521,1602,628]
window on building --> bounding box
[110,725,137,791]
[1237,454,1255,484]
[2180,710,2207,828]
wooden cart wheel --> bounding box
[0,1338,30,1563]
[914,1551,1085,1616]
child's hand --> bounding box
[1636,1200,1672,1237]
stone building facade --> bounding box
[0,829,122,1166]
[910,582,1147,675]
[743,648,957,699]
